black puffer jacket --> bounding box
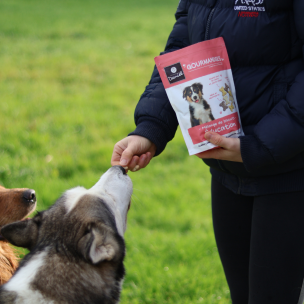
[130,0,304,195]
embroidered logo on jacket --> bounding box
[238,11,259,17]
[235,0,265,12]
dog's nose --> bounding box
[112,165,127,175]
[193,96,197,100]
[118,166,127,175]
[22,189,36,204]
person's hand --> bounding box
[195,132,243,162]
[111,135,157,172]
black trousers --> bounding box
[211,177,304,304]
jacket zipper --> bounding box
[204,1,219,41]
[205,1,240,195]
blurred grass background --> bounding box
[0,0,231,303]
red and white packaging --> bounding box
[154,37,244,155]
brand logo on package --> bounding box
[234,0,265,12]
[185,56,224,70]
[164,62,185,84]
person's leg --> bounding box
[211,177,254,304]
[249,190,304,304]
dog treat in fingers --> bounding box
[154,37,243,155]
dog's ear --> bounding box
[193,83,203,91]
[183,87,188,99]
[78,226,122,264]
[1,218,39,250]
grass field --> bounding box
[0,0,231,303]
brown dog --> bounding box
[0,185,36,285]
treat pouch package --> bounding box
[154,37,244,155]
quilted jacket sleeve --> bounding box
[128,0,190,156]
[240,0,304,172]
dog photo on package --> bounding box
[155,37,244,155]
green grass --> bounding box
[0,0,231,303]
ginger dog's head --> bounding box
[0,186,36,228]
[0,185,37,286]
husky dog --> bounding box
[0,166,132,304]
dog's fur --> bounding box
[183,83,215,127]
[0,166,132,304]
[0,186,36,285]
